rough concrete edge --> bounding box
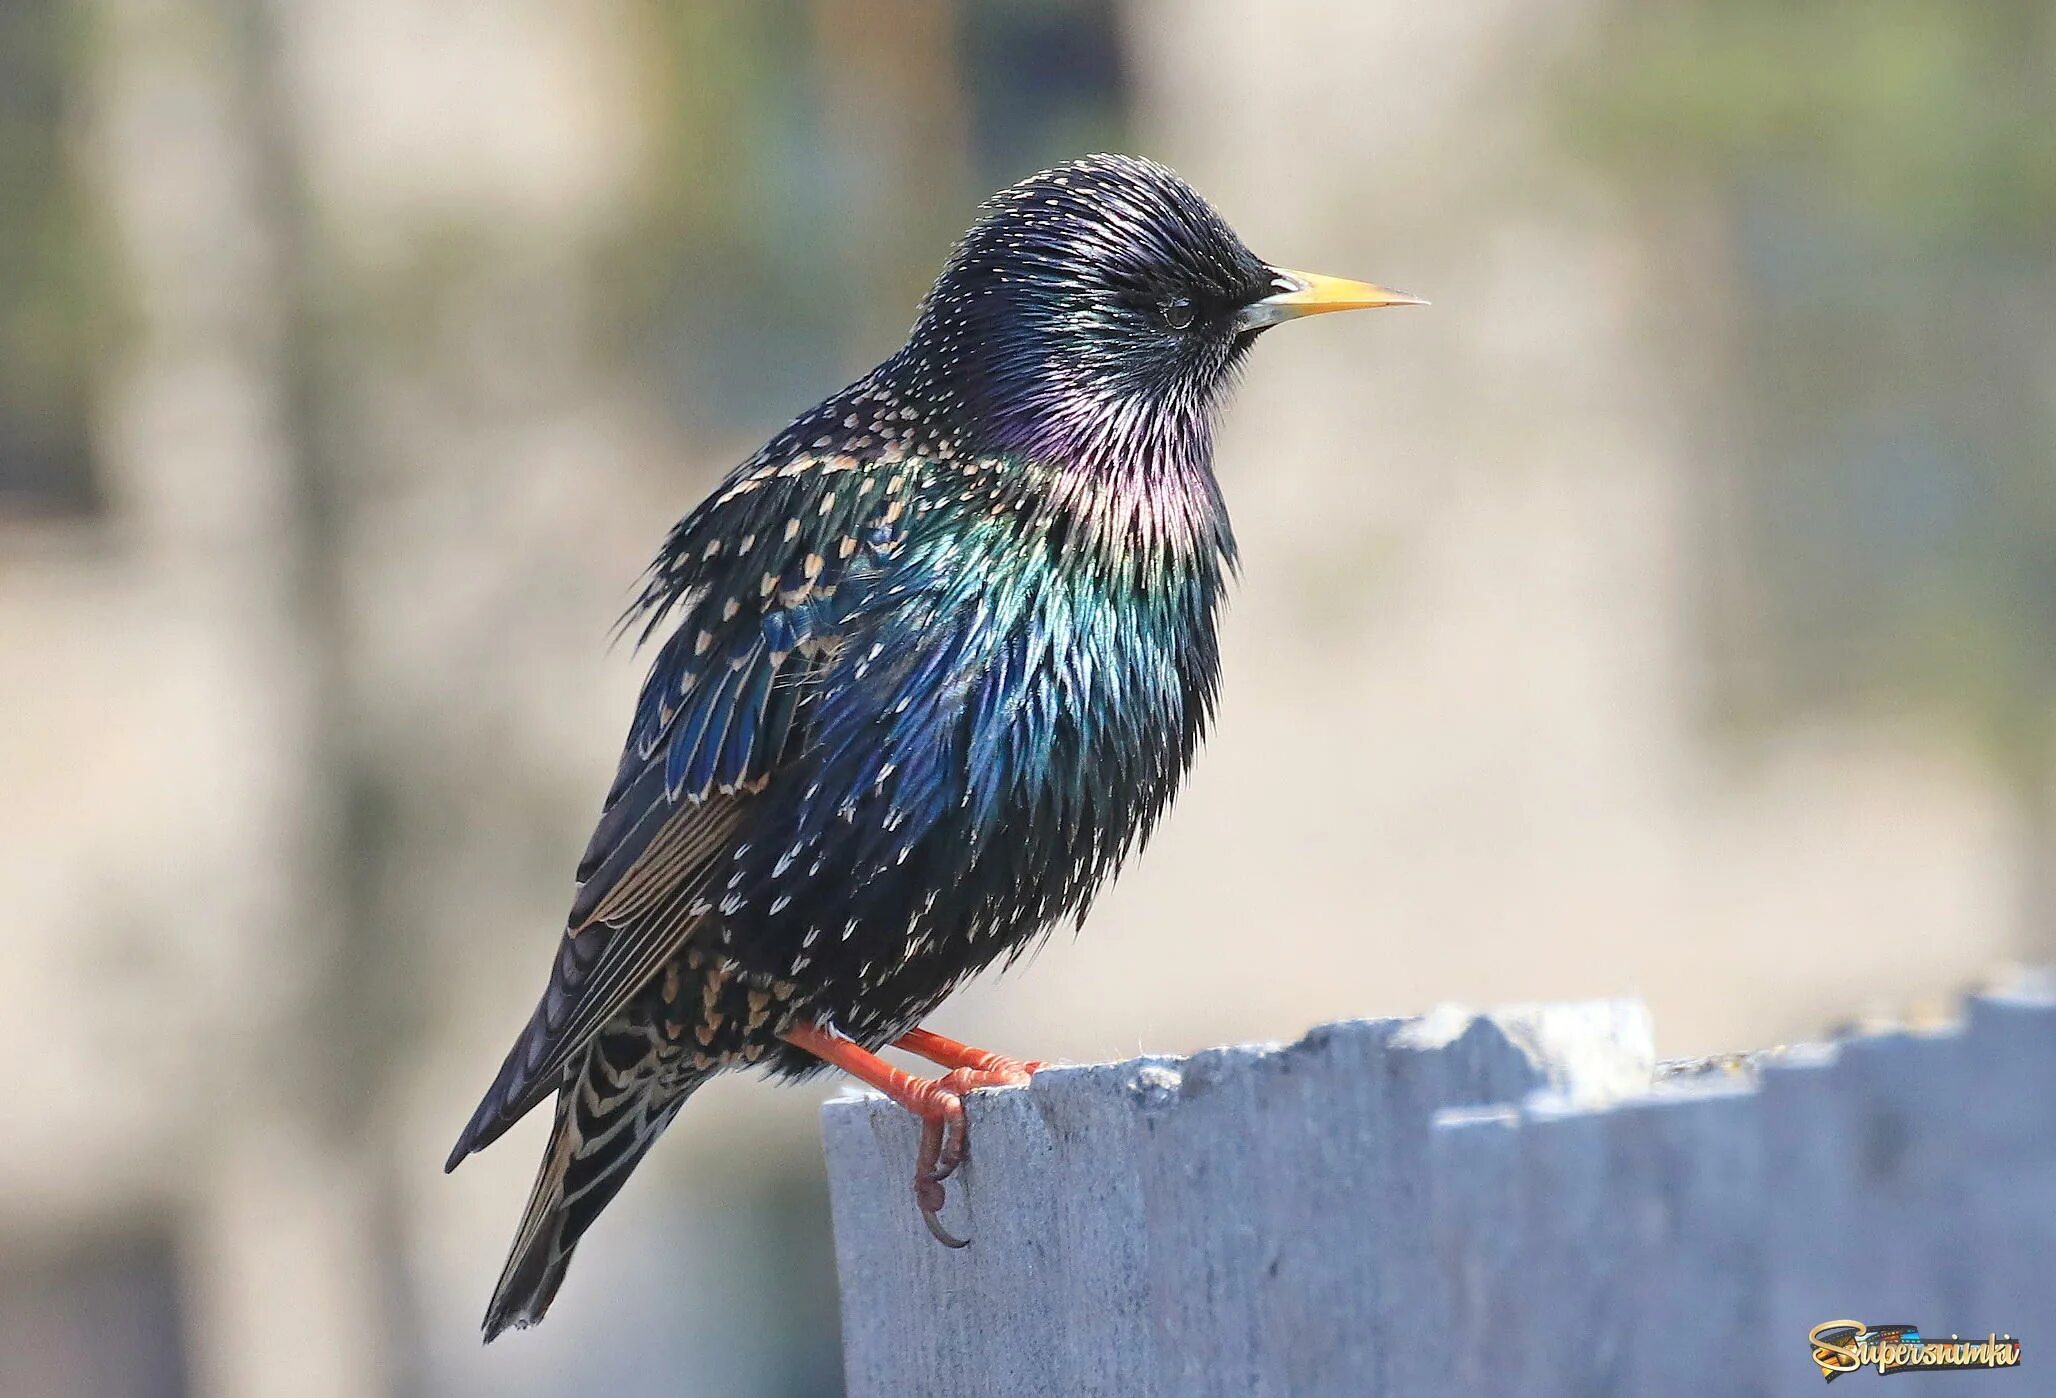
[818,999,1659,1139]
[819,975,2050,1137]
[1470,998,1657,1107]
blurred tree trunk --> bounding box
[2012,733,2056,963]
[810,0,971,355]
[86,0,409,1393]
[209,0,419,1393]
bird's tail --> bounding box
[482,1029,701,1341]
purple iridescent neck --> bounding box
[881,341,1240,568]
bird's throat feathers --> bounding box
[880,349,1240,579]
[1017,382,1238,576]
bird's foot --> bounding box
[891,1027,1045,1241]
[780,1022,1043,1247]
[904,1060,1042,1245]
[896,1052,1044,1241]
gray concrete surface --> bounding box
[823,984,2051,1396]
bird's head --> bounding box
[899,153,1421,465]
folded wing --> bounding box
[447,440,894,1168]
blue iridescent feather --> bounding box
[446,153,1375,1339]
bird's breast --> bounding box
[711,474,1231,1027]
[954,537,1229,904]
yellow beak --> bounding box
[1236,267,1427,330]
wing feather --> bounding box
[448,427,892,1169]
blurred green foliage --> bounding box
[0,0,112,515]
[1572,0,2056,783]
[610,0,1128,435]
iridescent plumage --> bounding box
[446,154,1417,1337]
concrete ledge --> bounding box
[822,984,2050,1396]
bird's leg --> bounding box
[892,1026,1046,1082]
[782,1022,996,1248]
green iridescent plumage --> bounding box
[447,153,1416,1337]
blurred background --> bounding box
[2,0,2051,1394]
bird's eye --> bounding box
[1160,297,1196,331]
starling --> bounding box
[447,153,1420,1338]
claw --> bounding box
[911,1088,972,1244]
[781,1022,1044,1249]
[904,1063,1036,1244]
[915,1168,970,1248]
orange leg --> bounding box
[892,1026,1046,1080]
[782,1023,1041,1247]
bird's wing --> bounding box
[448,438,901,1167]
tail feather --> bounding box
[446,950,588,1173]
[481,1029,699,1341]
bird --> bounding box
[445,152,1421,1339]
